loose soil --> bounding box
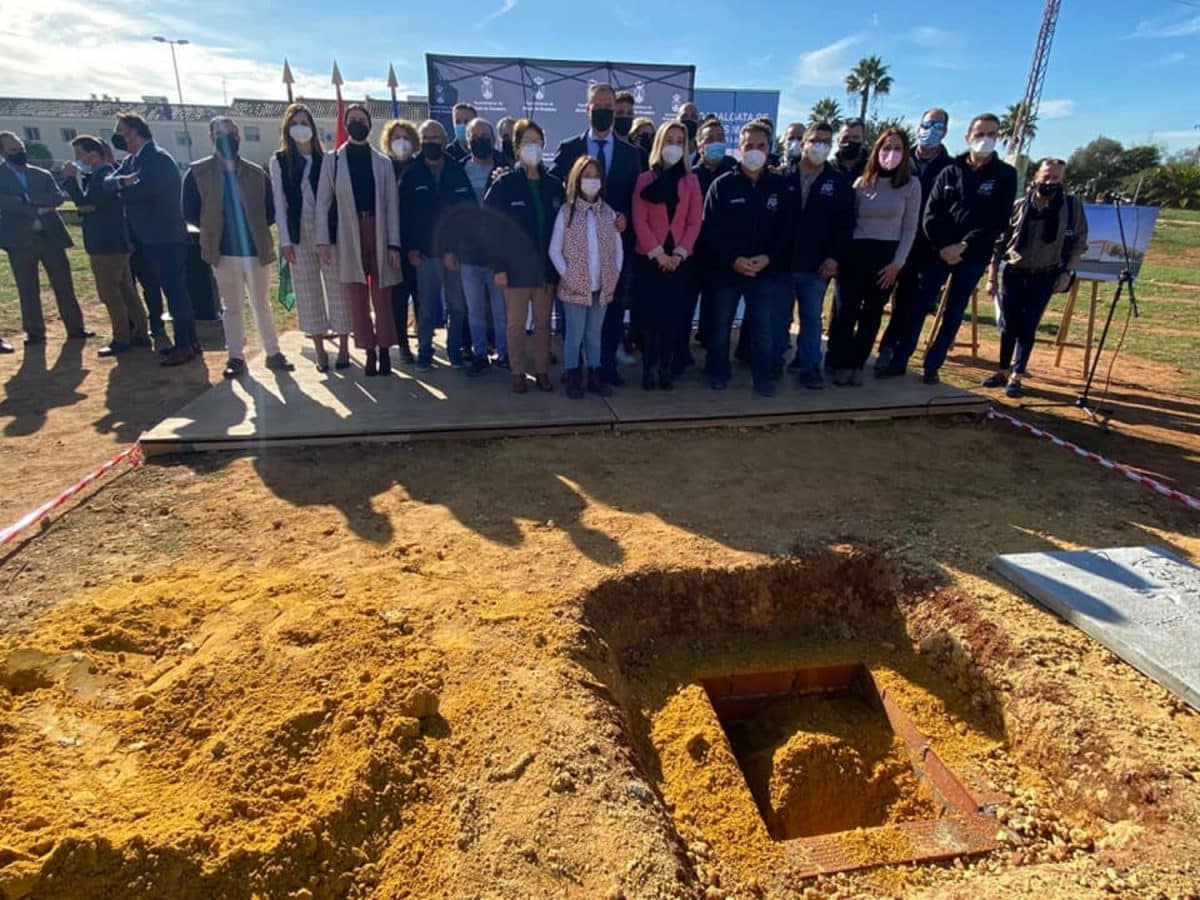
[2,420,1199,898]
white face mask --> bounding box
[970,135,997,157]
[806,142,830,165]
[519,143,543,167]
[660,144,684,166]
[75,161,93,175]
[288,123,313,144]
[580,177,602,199]
[390,138,412,160]
[786,139,803,159]
[740,149,767,172]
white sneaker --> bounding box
[616,347,637,365]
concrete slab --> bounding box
[992,546,1200,711]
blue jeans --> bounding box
[599,251,634,380]
[562,294,605,369]
[922,258,990,375]
[141,242,195,348]
[416,256,466,363]
[460,263,506,358]
[711,274,789,389]
[789,272,829,373]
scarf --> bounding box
[639,160,687,246]
[1017,190,1063,249]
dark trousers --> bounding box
[710,274,789,389]
[129,238,164,334]
[140,242,197,349]
[879,253,946,373]
[391,258,418,349]
[923,258,990,375]
[637,255,695,375]
[829,239,899,370]
[7,232,83,340]
[879,247,926,355]
[997,266,1058,375]
[599,251,635,380]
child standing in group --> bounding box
[549,155,624,399]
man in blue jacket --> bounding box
[106,112,198,367]
[60,136,149,356]
[781,122,854,389]
[551,82,641,386]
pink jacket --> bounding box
[632,169,703,258]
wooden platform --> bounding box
[139,331,986,456]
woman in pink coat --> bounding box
[632,121,703,390]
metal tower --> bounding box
[1009,0,1061,164]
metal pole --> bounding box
[166,42,193,161]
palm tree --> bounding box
[809,97,844,129]
[844,56,893,122]
[999,102,1038,150]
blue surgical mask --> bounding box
[917,121,946,149]
[703,142,727,163]
[454,123,467,143]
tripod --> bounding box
[1075,194,1140,426]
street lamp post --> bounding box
[153,35,192,161]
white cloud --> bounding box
[1038,99,1076,120]
[1132,14,1200,38]
[0,0,403,105]
[479,0,518,27]
[793,34,864,88]
[1144,51,1187,68]
[907,26,959,48]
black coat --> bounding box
[483,166,565,288]
[907,145,954,260]
[105,141,188,246]
[701,166,793,284]
[398,153,476,258]
[923,152,1018,264]
[61,163,131,255]
[550,132,643,238]
[782,161,854,274]
[692,155,738,200]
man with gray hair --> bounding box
[182,116,293,377]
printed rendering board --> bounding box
[993,546,1200,711]
[1078,204,1159,282]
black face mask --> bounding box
[1036,182,1062,198]
[346,121,370,142]
[470,136,493,159]
[502,136,514,159]
[590,108,614,133]
[5,151,28,167]
[682,118,699,141]
[838,141,863,160]
[636,133,653,154]
[111,132,128,152]
[215,134,239,160]
[422,142,444,161]
[614,115,633,138]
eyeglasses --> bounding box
[919,120,947,130]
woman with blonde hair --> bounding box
[632,120,703,390]
[269,102,352,371]
[380,118,420,363]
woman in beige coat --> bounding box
[315,103,404,376]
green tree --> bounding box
[999,102,1038,150]
[1066,136,1162,197]
[867,115,914,147]
[844,56,893,123]
[1125,162,1200,209]
[809,96,844,129]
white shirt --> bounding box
[550,202,624,293]
[268,152,314,249]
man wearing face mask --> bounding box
[614,91,637,144]
[833,118,868,182]
[781,122,854,388]
[875,107,954,377]
[702,121,793,397]
[446,103,478,164]
[106,112,197,365]
[497,117,517,163]
[551,82,642,385]
[677,101,701,158]
[983,158,1086,398]
[399,119,476,370]
[692,117,737,354]
[917,112,1017,384]
[183,117,292,378]
[0,131,86,351]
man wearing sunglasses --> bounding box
[875,107,953,377]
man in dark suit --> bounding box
[106,112,198,366]
[550,82,643,385]
[0,131,89,351]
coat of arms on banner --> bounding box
[671,93,682,112]
[481,76,494,100]
[434,83,446,105]
[633,82,645,104]
[533,76,545,101]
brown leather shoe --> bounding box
[511,373,527,394]
[160,346,196,367]
[534,373,554,392]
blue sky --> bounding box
[3,0,1197,158]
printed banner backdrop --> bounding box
[693,88,780,147]
[1077,203,1159,282]
[426,55,695,156]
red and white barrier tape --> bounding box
[987,408,1200,513]
[1,444,144,547]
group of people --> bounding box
[0,84,1088,401]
